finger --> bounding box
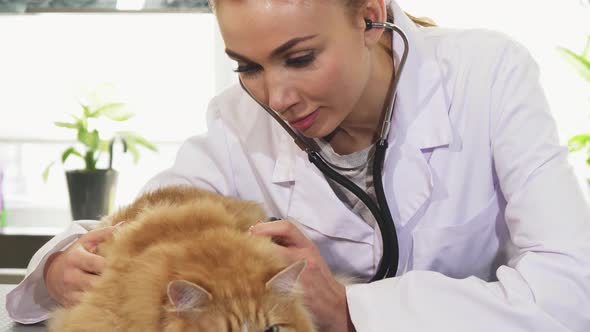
[77,271,101,291]
[269,243,300,262]
[250,220,309,248]
[65,290,85,307]
[80,226,116,251]
[66,267,95,292]
[72,246,107,275]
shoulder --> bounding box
[423,27,531,63]
[204,84,292,153]
[420,27,539,111]
[207,84,278,135]
[208,84,265,122]
[420,27,536,88]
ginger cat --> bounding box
[48,185,316,332]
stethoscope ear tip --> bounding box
[365,18,374,30]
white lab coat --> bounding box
[6,2,590,330]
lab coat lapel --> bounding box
[383,4,453,228]
[268,121,373,244]
[285,151,375,245]
[271,127,296,184]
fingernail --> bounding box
[248,222,260,235]
[114,221,125,227]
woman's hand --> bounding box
[249,220,355,332]
[43,225,118,307]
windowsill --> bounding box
[0,269,26,284]
[0,226,63,236]
[1,206,71,236]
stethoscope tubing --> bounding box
[308,145,394,281]
[238,20,409,281]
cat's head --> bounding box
[161,260,315,332]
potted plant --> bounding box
[44,96,157,221]
[558,36,590,172]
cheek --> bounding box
[304,54,363,108]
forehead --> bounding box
[216,0,349,57]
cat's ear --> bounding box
[266,260,306,295]
[167,280,212,311]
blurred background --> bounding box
[0,0,589,234]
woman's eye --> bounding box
[286,52,315,68]
[264,325,280,332]
[234,63,262,78]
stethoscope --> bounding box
[239,19,409,281]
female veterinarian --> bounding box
[7,0,590,331]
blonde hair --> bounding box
[401,12,436,27]
[209,0,436,27]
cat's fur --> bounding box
[48,185,316,332]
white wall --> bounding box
[0,13,217,142]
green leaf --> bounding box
[92,103,134,121]
[80,102,92,118]
[583,35,590,59]
[557,47,590,83]
[123,133,158,152]
[78,128,100,150]
[54,121,78,129]
[586,157,590,167]
[80,117,88,130]
[98,139,111,152]
[70,114,88,131]
[125,140,140,163]
[62,147,83,163]
[42,161,55,182]
[568,134,590,152]
[84,151,97,170]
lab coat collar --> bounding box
[389,0,453,150]
[383,2,453,228]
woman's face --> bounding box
[215,0,371,138]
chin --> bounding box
[297,124,332,139]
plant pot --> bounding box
[65,169,118,221]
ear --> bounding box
[167,280,212,311]
[359,0,389,47]
[265,260,306,295]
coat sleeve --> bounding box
[5,96,238,324]
[5,222,94,324]
[346,40,590,331]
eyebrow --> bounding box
[225,34,318,63]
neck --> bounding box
[327,33,394,155]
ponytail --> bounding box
[406,12,437,27]
[386,5,436,27]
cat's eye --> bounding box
[264,325,280,332]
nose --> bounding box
[265,71,300,115]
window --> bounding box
[0,13,237,229]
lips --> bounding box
[288,109,319,131]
